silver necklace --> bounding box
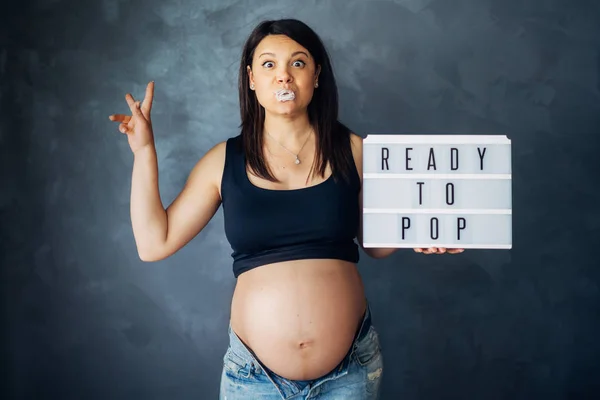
[266,130,312,165]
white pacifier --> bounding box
[274,89,296,102]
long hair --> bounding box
[238,19,354,183]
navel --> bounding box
[297,340,313,350]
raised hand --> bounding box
[108,81,155,154]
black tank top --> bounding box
[220,134,361,278]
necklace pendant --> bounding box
[294,157,301,165]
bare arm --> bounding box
[350,133,399,259]
[110,82,225,261]
[357,192,399,259]
[131,141,225,261]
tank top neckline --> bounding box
[241,155,334,193]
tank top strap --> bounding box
[221,134,245,203]
[226,134,245,169]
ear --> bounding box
[247,65,254,87]
[315,65,321,80]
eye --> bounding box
[262,61,275,68]
[293,60,306,67]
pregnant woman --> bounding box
[109,18,463,400]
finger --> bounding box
[109,114,131,123]
[125,93,137,111]
[125,95,145,120]
[141,81,154,117]
[414,248,423,253]
[132,100,144,119]
[447,248,464,254]
[423,248,434,254]
[438,247,447,254]
[119,123,130,134]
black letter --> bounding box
[427,148,437,170]
[402,217,411,240]
[478,147,487,170]
[406,147,413,170]
[381,147,389,170]
[430,217,439,240]
[417,182,425,205]
[446,183,455,205]
[457,217,466,240]
[450,148,459,170]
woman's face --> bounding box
[247,35,320,117]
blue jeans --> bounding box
[219,303,383,399]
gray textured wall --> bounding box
[2,0,599,398]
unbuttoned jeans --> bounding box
[219,303,383,399]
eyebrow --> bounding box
[258,51,309,59]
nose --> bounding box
[276,67,293,85]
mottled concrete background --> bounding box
[1,0,599,398]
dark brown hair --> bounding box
[238,18,354,183]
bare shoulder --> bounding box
[203,139,227,161]
[185,140,228,198]
[349,132,363,151]
[202,140,227,168]
[349,132,363,178]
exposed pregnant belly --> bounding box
[230,259,367,381]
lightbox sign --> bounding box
[362,135,512,249]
